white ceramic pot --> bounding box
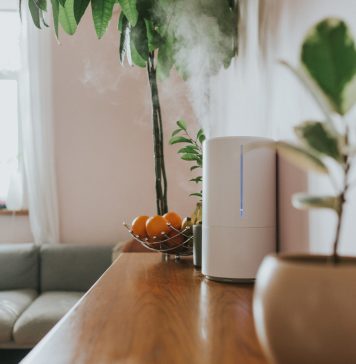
[253,254,356,364]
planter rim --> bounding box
[268,253,356,267]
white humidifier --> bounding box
[202,136,276,282]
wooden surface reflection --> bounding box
[22,253,267,364]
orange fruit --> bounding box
[146,215,170,238]
[131,215,149,238]
[163,211,182,230]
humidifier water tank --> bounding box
[202,136,276,282]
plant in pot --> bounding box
[253,18,356,364]
[169,120,205,266]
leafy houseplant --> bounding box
[254,18,356,364]
[23,0,238,216]
[169,120,205,267]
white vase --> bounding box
[253,254,356,364]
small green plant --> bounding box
[169,121,205,224]
[169,120,205,199]
[280,18,356,263]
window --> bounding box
[0,1,21,207]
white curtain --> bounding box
[19,7,59,244]
[205,0,356,254]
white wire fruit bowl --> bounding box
[123,222,193,257]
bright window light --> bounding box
[0,12,21,71]
[0,8,21,204]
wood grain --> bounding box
[22,253,267,364]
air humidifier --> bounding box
[202,136,276,282]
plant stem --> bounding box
[332,133,351,263]
[147,52,168,215]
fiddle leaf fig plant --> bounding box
[22,0,238,216]
[280,18,356,262]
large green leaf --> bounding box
[73,0,90,24]
[278,141,329,174]
[157,34,174,80]
[130,19,148,62]
[292,193,341,213]
[118,0,138,27]
[59,0,77,35]
[301,18,356,115]
[295,121,343,162]
[91,0,116,39]
[51,0,59,38]
[28,0,41,29]
[145,19,162,52]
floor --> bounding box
[0,349,30,364]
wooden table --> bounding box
[22,253,267,364]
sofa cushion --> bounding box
[0,244,39,290]
[40,244,113,292]
[0,289,37,343]
[13,291,83,346]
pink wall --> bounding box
[0,11,198,244]
[52,12,198,244]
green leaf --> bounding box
[28,0,41,29]
[118,0,138,27]
[301,18,356,115]
[197,129,206,143]
[59,0,66,6]
[130,19,148,61]
[181,153,200,161]
[59,0,77,35]
[190,192,202,198]
[51,0,59,38]
[35,0,47,11]
[178,146,199,154]
[157,34,174,80]
[169,136,192,145]
[294,121,343,162]
[190,177,202,183]
[278,141,329,174]
[171,129,182,137]
[177,119,187,131]
[130,38,146,67]
[145,19,162,51]
[91,0,116,39]
[190,166,201,171]
[292,193,341,213]
[73,0,90,24]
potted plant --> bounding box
[23,0,237,217]
[169,120,205,266]
[253,18,356,364]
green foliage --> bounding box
[283,18,356,260]
[91,0,116,39]
[74,0,90,24]
[302,19,356,115]
[294,121,343,163]
[169,121,204,200]
[277,142,329,175]
[59,0,77,35]
[292,194,341,214]
[118,0,138,27]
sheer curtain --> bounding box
[205,0,356,254]
[19,6,59,244]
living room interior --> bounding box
[1,0,356,363]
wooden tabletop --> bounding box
[22,253,267,364]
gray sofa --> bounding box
[0,243,113,348]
